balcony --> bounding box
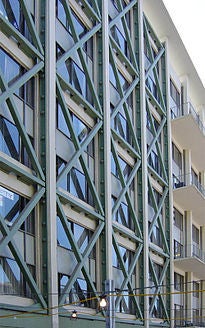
[174,243,205,279]
[171,102,205,171]
[173,174,205,224]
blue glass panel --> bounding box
[0,48,21,85]
[57,103,70,137]
[74,223,88,253]
[57,217,71,249]
[73,115,88,143]
[0,116,20,160]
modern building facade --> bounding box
[0,0,204,328]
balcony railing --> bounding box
[174,242,205,263]
[171,102,205,136]
[173,173,205,197]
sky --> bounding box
[162,0,205,87]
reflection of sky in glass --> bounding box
[0,186,19,226]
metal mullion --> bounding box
[57,197,104,305]
[120,4,139,71]
[149,244,170,259]
[146,108,166,156]
[143,23,166,112]
[113,234,143,317]
[8,240,47,307]
[110,36,138,75]
[118,244,144,319]
[152,65,166,113]
[69,0,101,21]
[112,223,142,244]
[157,211,170,255]
[110,48,140,153]
[0,15,43,60]
[148,256,160,315]
[79,155,104,215]
[111,128,140,159]
[149,257,169,320]
[0,72,45,180]
[143,16,162,50]
[56,120,101,185]
[147,178,168,236]
[56,23,101,68]
[146,108,168,182]
[110,69,139,123]
[109,0,137,30]
[57,74,102,120]
[0,215,46,307]
[57,190,104,222]
[148,165,168,189]
[111,137,141,214]
[19,0,44,54]
[145,47,164,81]
[78,48,102,114]
[0,61,44,105]
[57,81,102,198]
[145,86,166,116]
[125,191,143,239]
[154,140,168,183]
[111,147,142,238]
[0,187,45,253]
[57,78,82,147]
[62,2,102,114]
[0,154,45,186]
[0,71,44,180]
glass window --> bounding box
[170,80,180,109]
[0,48,34,107]
[0,47,22,86]
[172,143,182,170]
[57,216,71,249]
[174,240,183,259]
[174,304,184,326]
[0,185,35,234]
[0,115,33,168]
[114,112,131,144]
[56,103,70,137]
[69,166,93,205]
[173,208,183,231]
[56,0,87,38]
[174,272,184,291]
[148,150,161,175]
[56,156,67,190]
[111,154,131,182]
[112,196,134,230]
[111,26,130,59]
[192,225,199,245]
[0,115,20,160]
[150,223,162,247]
[146,76,159,103]
[193,281,199,298]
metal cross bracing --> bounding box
[143,14,171,322]
[107,0,146,320]
[0,0,172,326]
[0,0,47,311]
[55,0,106,314]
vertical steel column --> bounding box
[164,38,174,328]
[45,0,58,326]
[105,279,115,328]
[138,1,149,327]
[102,1,115,327]
[102,0,112,280]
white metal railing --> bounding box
[174,242,205,263]
[173,173,205,197]
[171,102,205,136]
